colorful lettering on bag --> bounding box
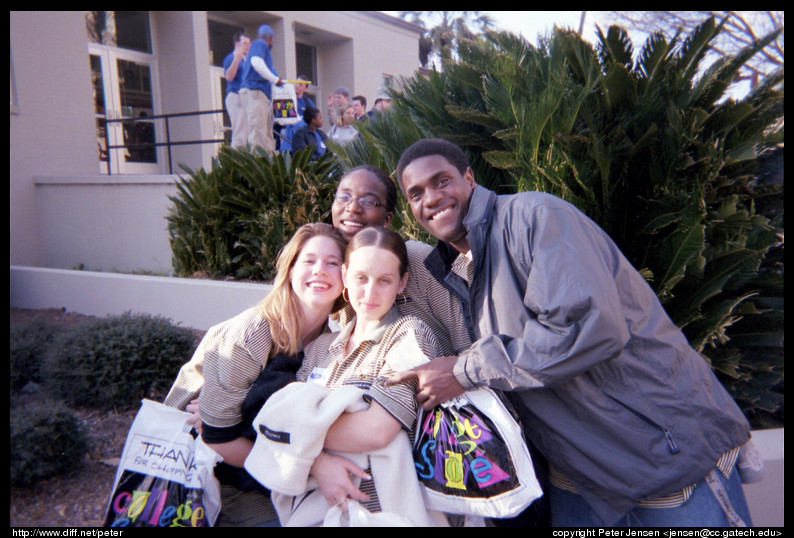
[415,439,436,480]
[414,404,514,496]
[139,485,169,525]
[471,450,510,488]
[112,491,131,515]
[422,408,493,447]
[470,456,493,485]
[465,417,482,441]
[105,471,209,527]
[158,505,176,527]
[444,450,466,490]
[126,490,149,522]
[273,99,297,118]
[191,506,206,527]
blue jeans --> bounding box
[550,466,753,527]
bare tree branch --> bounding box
[604,11,784,88]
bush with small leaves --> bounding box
[41,312,197,411]
[10,404,88,486]
[10,319,63,390]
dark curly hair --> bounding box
[340,165,398,214]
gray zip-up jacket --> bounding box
[425,186,750,524]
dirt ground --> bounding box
[9,308,204,528]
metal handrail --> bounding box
[103,109,227,175]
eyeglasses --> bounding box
[333,193,384,210]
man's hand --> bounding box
[386,355,466,410]
[233,41,245,59]
[311,451,370,512]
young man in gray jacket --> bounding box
[388,138,752,527]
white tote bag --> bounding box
[103,399,222,527]
[412,388,542,517]
[272,83,301,125]
[388,334,543,518]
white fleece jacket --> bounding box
[244,382,448,527]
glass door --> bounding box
[90,45,161,174]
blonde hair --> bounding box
[257,223,346,355]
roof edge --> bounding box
[358,11,426,35]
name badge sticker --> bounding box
[307,367,330,386]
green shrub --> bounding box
[41,312,197,411]
[10,319,63,390]
[10,404,88,486]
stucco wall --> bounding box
[34,175,179,275]
[152,11,218,173]
[10,11,99,267]
[243,11,423,115]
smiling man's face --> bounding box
[400,155,476,253]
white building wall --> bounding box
[10,11,99,266]
[34,175,179,274]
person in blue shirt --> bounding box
[294,76,316,116]
[223,32,250,148]
[240,24,283,155]
[291,106,327,160]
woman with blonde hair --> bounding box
[165,222,346,526]
[327,103,360,146]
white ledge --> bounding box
[10,265,271,331]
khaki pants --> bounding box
[225,91,249,149]
[240,88,275,155]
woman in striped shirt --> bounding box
[169,223,346,526]
[288,226,446,523]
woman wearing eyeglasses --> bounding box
[330,165,395,243]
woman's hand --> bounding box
[310,451,370,511]
[186,399,202,434]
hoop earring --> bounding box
[342,288,350,303]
